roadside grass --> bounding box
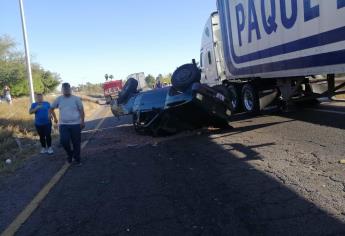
[0,95,100,173]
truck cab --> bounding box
[200,12,226,87]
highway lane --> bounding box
[2,102,345,235]
[0,105,109,235]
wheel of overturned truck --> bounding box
[241,84,260,114]
[172,63,201,92]
[118,78,138,104]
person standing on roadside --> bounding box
[3,85,12,104]
[50,83,85,165]
[155,80,162,89]
[29,93,55,155]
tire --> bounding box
[118,78,138,104]
[228,85,241,112]
[172,63,201,92]
[241,84,260,114]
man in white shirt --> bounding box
[50,83,85,165]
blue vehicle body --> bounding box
[111,83,232,135]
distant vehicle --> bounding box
[103,80,123,104]
[111,63,232,135]
[200,0,345,113]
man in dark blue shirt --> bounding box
[29,93,56,155]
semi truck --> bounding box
[103,80,123,104]
[200,0,345,113]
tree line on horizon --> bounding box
[0,35,60,97]
[145,73,172,88]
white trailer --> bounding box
[200,0,345,113]
[127,72,149,91]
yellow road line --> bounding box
[1,108,109,236]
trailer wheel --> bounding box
[228,85,240,112]
[241,84,260,114]
[172,63,201,92]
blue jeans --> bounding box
[59,124,81,162]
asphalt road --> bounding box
[1,102,345,235]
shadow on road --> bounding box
[14,117,345,235]
[279,104,345,130]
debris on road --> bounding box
[339,160,345,164]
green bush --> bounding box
[0,35,60,97]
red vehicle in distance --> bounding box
[103,80,123,104]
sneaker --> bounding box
[40,148,48,154]
[47,147,54,155]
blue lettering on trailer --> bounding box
[304,0,320,22]
[217,0,345,76]
[338,0,345,9]
[261,0,278,35]
[248,0,262,43]
[235,3,245,46]
[280,0,298,29]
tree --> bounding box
[145,74,156,88]
[0,35,16,60]
[160,73,172,85]
[41,71,61,93]
[156,74,163,82]
[0,34,60,96]
[78,82,103,95]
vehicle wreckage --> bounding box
[111,62,233,136]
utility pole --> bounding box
[19,0,35,103]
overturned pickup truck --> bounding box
[111,62,233,136]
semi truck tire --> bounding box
[118,78,138,104]
[228,85,240,112]
[172,63,201,92]
[241,84,260,114]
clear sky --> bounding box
[0,0,216,86]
